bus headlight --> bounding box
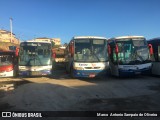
[74,67,84,70]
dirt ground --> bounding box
[0,68,160,119]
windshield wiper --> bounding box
[142,60,151,63]
[92,52,100,62]
[35,55,43,65]
[135,60,142,64]
[132,49,143,63]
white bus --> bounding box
[148,38,160,75]
[65,36,109,78]
[17,41,53,76]
[108,36,152,77]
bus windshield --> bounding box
[0,55,13,66]
[116,38,150,65]
[19,42,52,66]
[74,39,108,62]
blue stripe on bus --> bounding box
[19,70,51,76]
[73,69,109,78]
[119,68,151,77]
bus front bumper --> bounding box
[73,69,109,78]
[119,68,151,77]
[19,70,52,76]
[0,71,14,77]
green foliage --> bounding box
[52,45,61,48]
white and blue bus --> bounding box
[65,36,109,78]
[148,38,160,75]
[17,41,53,76]
[108,36,152,77]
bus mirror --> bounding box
[108,45,111,55]
[115,44,119,54]
[52,52,56,58]
[148,44,153,55]
[69,42,74,57]
[15,48,19,57]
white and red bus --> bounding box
[65,36,109,78]
[0,51,17,77]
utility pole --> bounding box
[10,17,13,43]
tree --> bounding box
[51,41,55,48]
[63,43,68,47]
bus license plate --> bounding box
[89,74,95,78]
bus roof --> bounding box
[21,41,51,44]
[148,38,160,44]
[111,36,145,40]
[148,37,160,41]
[73,36,107,40]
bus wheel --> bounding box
[70,68,75,78]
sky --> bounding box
[0,0,160,44]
